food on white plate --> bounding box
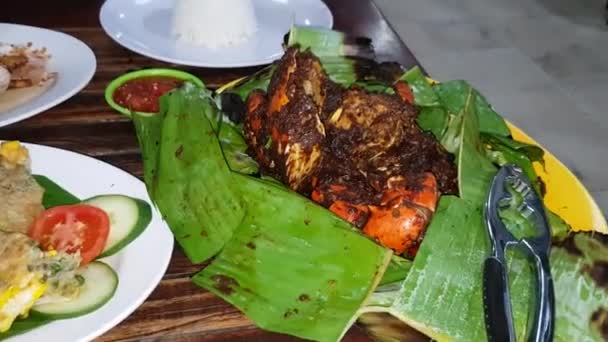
[83,195,152,258]
[0,66,9,93]
[31,261,118,319]
[0,43,57,113]
[172,0,258,50]
[0,230,81,332]
[0,141,153,336]
[0,141,45,234]
[28,204,111,266]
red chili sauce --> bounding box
[113,76,183,113]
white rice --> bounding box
[172,0,258,50]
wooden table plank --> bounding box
[0,1,423,341]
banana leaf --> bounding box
[132,113,162,193]
[216,65,275,101]
[380,256,413,286]
[361,196,530,341]
[358,78,607,341]
[352,80,395,94]
[134,85,397,341]
[551,239,608,341]
[0,312,53,340]
[134,86,246,263]
[416,107,448,141]
[481,133,544,163]
[33,175,80,207]
[455,88,498,203]
[398,67,440,107]
[480,132,545,199]
[218,121,259,174]
[287,26,375,60]
[433,81,511,137]
[288,27,407,87]
[363,195,608,341]
[193,175,392,342]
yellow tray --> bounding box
[508,123,607,233]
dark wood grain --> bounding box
[0,1,421,341]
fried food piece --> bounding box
[363,173,439,255]
[0,141,45,234]
[311,174,375,228]
[0,66,9,94]
[244,47,330,193]
[0,54,28,72]
[314,172,439,255]
[243,48,458,256]
[324,88,457,194]
[0,43,52,90]
[0,230,82,333]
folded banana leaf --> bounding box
[365,198,608,341]
[454,88,498,203]
[133,85,399,341]
[287,26,375,60]
[193,175,392,342]
[133,85,246,263]
[416,80,511,139]
[416,107,448,140]
[216,65,275,101]
[380,256,413,287]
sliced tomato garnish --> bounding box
[28,204,110,265]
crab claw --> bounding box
[364,203,430,255]
[363,173,439,255]
[311,181,371,228]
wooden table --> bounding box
[0,1,422,341]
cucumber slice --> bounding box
[84,195,152,258]
[32,262,118,319]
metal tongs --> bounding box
[483,165,555,342]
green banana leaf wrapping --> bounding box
[134,85,394,342]
[416,107,448,140]
[454,88,498,203]
[194,175,392,342]
[380,256,413,287]
[134,85,246,263]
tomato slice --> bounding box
[28,204,110,265]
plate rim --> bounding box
[99,0,334,68]
[0,23,97,128]
[4,141,174,342]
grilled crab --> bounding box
[243,48,333,193]
[243,47,458,256]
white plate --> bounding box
[0,24,97,128]
[99,0,333,68]
[6,143,174,342]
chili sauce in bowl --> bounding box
[105,68,204,117]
